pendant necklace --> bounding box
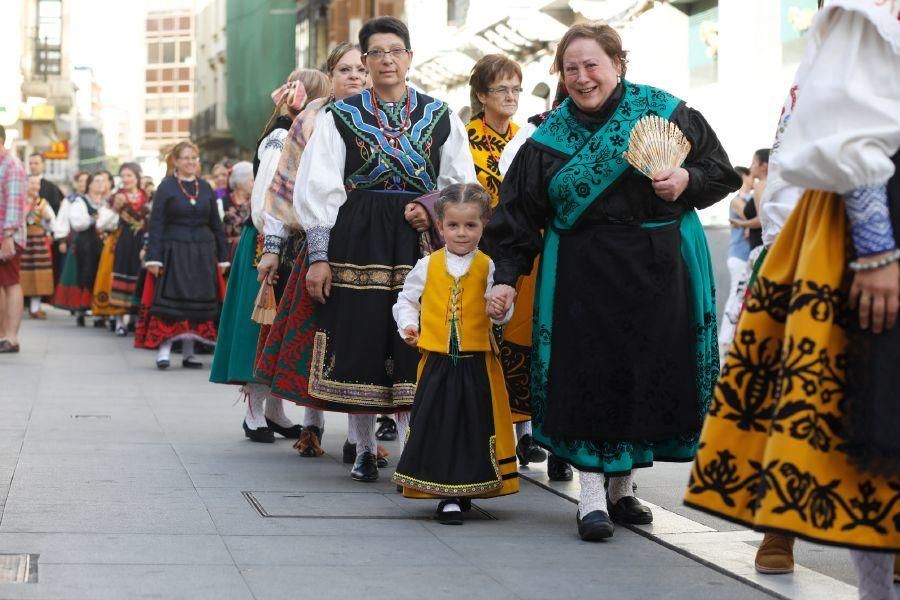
[371,86,412,157]
[177,178,199,206]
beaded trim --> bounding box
[262,235,284,255]
[306,226,330,263]
[330,262,412,291]
[391,436,503,495]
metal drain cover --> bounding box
[0,554,38,583]
[244,491,495,520]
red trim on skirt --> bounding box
[134,271,218,349]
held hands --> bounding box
[257,253,280,285]
[652,167,690,202]
[404,203,431,232]
[306,261,332,304]
[402,326,419,347]
[488,284,516,320]
[849,256,900,334]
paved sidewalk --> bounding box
[0,310,864,599]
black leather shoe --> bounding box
[156,358,170,370]
[76,315,86,327]
[350,451,379,482]
[436,500,464,525]
[577,510,614,541]
[343,440,388,467]
[375,416,398,441]
[93,317,107,328]
[266,418,302,439]
[243,421,275,443]
[516,434,547,466]
[547,455,573,481]
[342,439,355,464]
[609,496,653,525]
[182,357,203,369]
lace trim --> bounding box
[843,184,895,257]
[262,235,284,255]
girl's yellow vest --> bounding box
[418,248,492,354]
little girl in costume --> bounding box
[392,183,519,525]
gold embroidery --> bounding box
[329,262,412,291]
[308,331,416,407]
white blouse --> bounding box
[498,122,537,178]
[67,196,97,234]
[96,205,119,232]
[251,128,288,231]
[777,3,900,194]
[293,107,477,233]
[392,249,514,337]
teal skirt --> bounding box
[210,224,262,385]
[532,211,718,475]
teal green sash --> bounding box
[530,83,682,411]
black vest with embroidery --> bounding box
[328,88,451,194]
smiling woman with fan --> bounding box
[484,22,740,541]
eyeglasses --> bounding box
[486,86,524,96]
[177,156,199,162]
[363,48,410,60]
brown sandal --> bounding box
[293,426,324,457]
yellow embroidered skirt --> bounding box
[92,230,126,316]
[394,351,519,499]
[684,190,900,551]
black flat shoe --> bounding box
[350,451,379,482]
[76,315,86,327]
[375,416,398,441]
[547,454,573,481]
[608,496,653,525]
[577,510,614,541]
[182,357,203,369]
[436,500,464,525]
[342,440,388,467]
[266,418,302,439]
[243,421,275,443]
[156,358,170,370]
[515,434,547,466]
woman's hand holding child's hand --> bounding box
[402,326,419,347]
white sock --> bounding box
[347,415,357,444]
[349,413,376,455]
[515,421,533,440]
[850,549,896,600]
[29,296,41,313]
[608,471,635,504]
[439,501,461,513]
[303,408,325,430]
[114,315,125,330]
[243,384,268,430]
[156,339,173,363]
[264,395,294,428]
[578,471,608,515]
[182,338,195,359]
[395,411,410,450]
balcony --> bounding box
[191,103,232,144]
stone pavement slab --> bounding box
[0,310,869,599]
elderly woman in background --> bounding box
[485,22,739,541]
[135,141,228,370]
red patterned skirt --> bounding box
[134,271,219,349]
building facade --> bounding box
[143,9,195,156]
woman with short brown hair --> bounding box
[485,22,739,540]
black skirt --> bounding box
[74,228,102,291]
[306,189,421,412]
[149,238,219,321]
[393,353,504,497]
[543,219,700,442]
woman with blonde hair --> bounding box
[135,140,228,370]
[211,68,330,443]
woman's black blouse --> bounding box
[146,175,228,264]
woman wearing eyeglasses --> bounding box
[466,55,549,472]
[135,141,229,370]
[287,16,476,483]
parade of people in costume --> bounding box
[4,9,898,595]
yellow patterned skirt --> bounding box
[684,190,900,551]
[92,230,126,316]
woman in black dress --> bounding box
[135,141,229,369]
